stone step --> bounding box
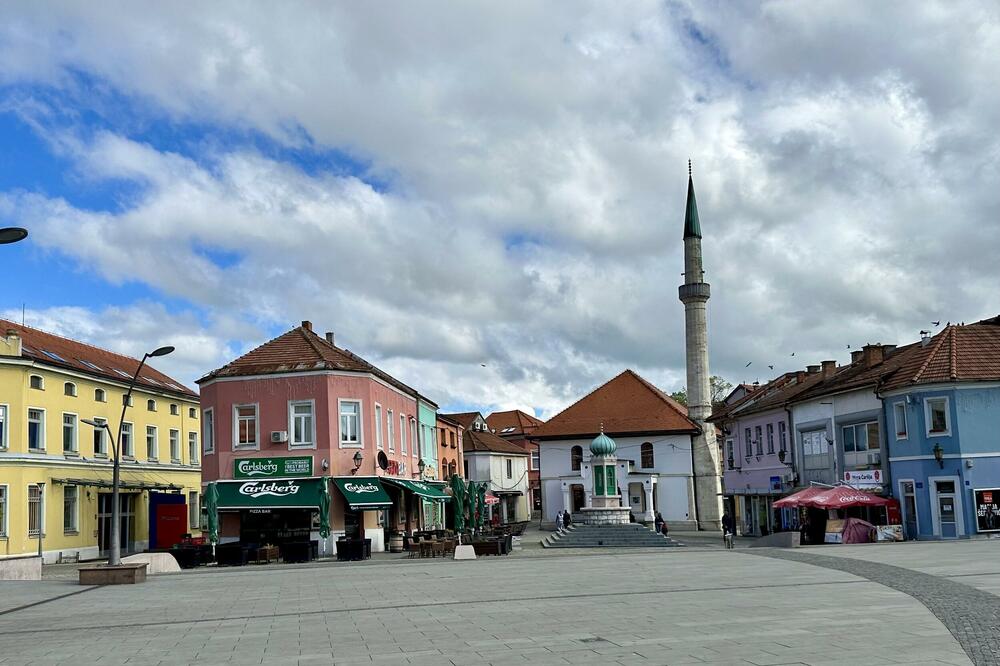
[542,523,682,548]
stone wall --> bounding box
[0,555,42,580]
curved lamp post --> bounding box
[84,345,173,566]
[0,227,28,245]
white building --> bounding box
[534,370,701,529]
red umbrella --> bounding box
[774,485,892,509]
[773,486,825,508]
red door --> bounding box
[156,504,188,548]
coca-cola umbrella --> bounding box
[772,486,825,509]
[204,481,219,546]
[774,485,892,509]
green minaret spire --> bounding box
[683,159,702,239]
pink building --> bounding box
[198,321,449,555]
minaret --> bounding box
[678,161,723,530]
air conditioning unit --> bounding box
[271,431,289,443]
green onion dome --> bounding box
[590,431,617,456]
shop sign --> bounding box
[843,470,882,488]
[215,478,323,508]
[234,456,313,479]
[769,476,782,491]
[974,488,1000,533]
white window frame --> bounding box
[766,423,775,454]
[410,418,418,459]
[400,413,407,455]
[530,447,539,471]
[925,396,951,437]
[188,431,198,465]
[189,407,197,419]
[778,421,788,452]
[725,438,734,469]
[0,484,8,537]
[121,421,134,458]
[147,399,157,412]
[63,485,79,534]
[375,404,384,450]
[387,409,395,452]
[288,399,317,450]
[169,429,181,462]
[339,399,363,449]
[92,417,108,457]
[62,412,78,454]
[146,425,159,461]
[894,401,908,440]
[29,374,44,390]
[28,407,46,451]
[233,404,260,451]
[506,458,513,479]
[27,483,44,537]
[94,388,106,402]
[0,403,8,450]
[202,408,215,455]
[189,491,200,529]
[170,403,179,416]
[64,382,77,397]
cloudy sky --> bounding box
[2,2,999,417]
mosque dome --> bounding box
[590,430,617,456]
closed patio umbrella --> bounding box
[318,478,331,556]
[204,482,220,554]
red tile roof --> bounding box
[1,319,197,398]
[463,428,530,455]
[532,369,698,440]
[438,412,482,429]
[197,321,417,396]
[485,409,545,437]
[879,319,1000,391]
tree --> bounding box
[669,376,731,407]
[669,388,687,405]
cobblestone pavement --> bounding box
[746,548,1000,666]
[0,545,981,666]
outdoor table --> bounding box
[253,545,280,564]
[282,541,313,563]
[336,538,372,561]
[216,543,250,566]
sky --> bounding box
[2,2,999,418]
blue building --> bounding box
[882,318,1000,539]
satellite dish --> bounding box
[377,450,389,470]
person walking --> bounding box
[563,510,572,530]
[555,509,564,534]
[722,511,735,549]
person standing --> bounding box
[555,509,564,534]
[563,510,572,530]
[654,511,664,534]
[722,511,735,549]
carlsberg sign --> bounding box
[234,456,313,479]
[215,477,325,508]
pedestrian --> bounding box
[555,509,564,533]
[722,511,735,549]
[563,510,572,530]
[654,511,664,534]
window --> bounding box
[63,486,78,533]
[439,427,446,448]
[114,369,131,379]
[802,430,829,469]
[766,423,775,454]
[340,400,361,447]
[94,388,106,402]
[400,414,407,454]
[188,491,200,529]
[387,410,395,451]
[62,413,77,453]
[234,405,258,449]
[121,422,134,457]
[28,485,42,537]
[571,445,582,471]
[0,485,6,537]
[202,408,214,454]
[841,421,881,467]
[147,399,157,412]
[189,407,197,419]
[122,394,133,407]
[290,401,315,448]
[79,359,102,372]
[530,448,540,470]
[450,431,456,448]
[30,375,44,390]
[28,409,45,451]
[744,428,752,458]
[93,417,108,456]
[0,404,7,449]
[926,397,950,436]
[411,420,418,458]
[641,442,654,468]
[170,404,179,416]
[64,382,77,397]
[506,458,513,479]
[170,429,180,461]
[188,432,198,464]
[464,459,469,479]
[894,402,908,439]
[41,349,66,362]
[146,425,158,460]
[375,404,383,450]
[778,422,787,452]
[726,439,735,469]
[755,426,763,455]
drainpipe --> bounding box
[873,378,893,498]
[784,405,797,485]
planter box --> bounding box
[79,563,148,585]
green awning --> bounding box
[215,477,327,509]
[332,477,392,511]
[383,478,451,501]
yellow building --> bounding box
[0,322,202,562]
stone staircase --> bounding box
[541,523,682,548]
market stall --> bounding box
[774,485,901,544]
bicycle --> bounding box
[723,530,734,550]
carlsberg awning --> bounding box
[214,477,328,509]
[332,477,392,511]
[382,478,451,501]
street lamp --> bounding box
[0,227,28,245]
[351,451,363,474]
[416,458,426,479]
[83,344,173,566]
[933,443,945,468]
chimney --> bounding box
[821,360,837,378]
[920,330,932,347]
[806,365,820,374]
[850,350,863,363]
[2,329,21,356]
[301,320,312,332]
[325,331,335,346]
[795,371,806,382]
[882,344,897,356]
[862,344,884,368]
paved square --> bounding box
[3,540,997,665]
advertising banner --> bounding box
[216,478,324,508]
[974,488,1000,533]
[234,456,313,479]
[843,469,883,489]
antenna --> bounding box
[21,303,25,327]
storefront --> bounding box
[213,476,329,548]
[380,478,450,535]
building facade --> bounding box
[485,409,544,515]
[534,370,700,529]
[0,322,201,562]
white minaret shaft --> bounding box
[678,163,723,530]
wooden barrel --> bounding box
[388,534,403,553]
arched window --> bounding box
[95,388,106,402]
[147,399,156,412]
[641,442,654,468]
[571,445,583,471]
[64,382,77,397]
[169,403,179,416]
[448,461,457,477]
[30,375,44,390]
[441,458,448,478]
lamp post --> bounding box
[84,345,173,566]
[933,443,945,469]
[0,227,28,245]
[416,458,426,479]
[351,451,363,474]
